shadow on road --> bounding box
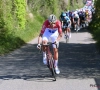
[0,42,100,81]
[59,42,100,79]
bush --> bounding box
[89,0,100,51]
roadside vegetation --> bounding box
[89,0,100,52]
[0,0,84,55]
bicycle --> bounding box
[40,42,57,81]
[62,26,70,43]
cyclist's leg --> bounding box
[51,31,60,74]
[73,19,77,30]
[62,25,67,38]
[67,23,71,38]
[67,27,71,38]
[64,28,67,35]
[77,18,80,30]
[64,28,67,38]
[85,17,89,26]
[63,24,67,35]
[62,27,66,35]
[51,31,58,62]
[42,29,50,64]
[74,22,76,30]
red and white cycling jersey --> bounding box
[40,20,62,34]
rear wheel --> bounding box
[66,35,69,43]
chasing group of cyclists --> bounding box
[37,0,95,75]
[60,0,95,39]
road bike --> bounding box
[40,43,57,81]
[62,26,70,43]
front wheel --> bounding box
[49,58,56,81]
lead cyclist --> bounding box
[37,14,62,74]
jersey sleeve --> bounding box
[40,21,47,34]
[57,21,62,34]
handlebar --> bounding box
[39,42,58,53]
[42,42,56,46]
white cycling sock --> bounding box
[54,60,58,67]
[43,52,46,57]
[69,32,71,38]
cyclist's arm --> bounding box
[78,16,80,25]
[38,21,47,44]
[60,18,63,27]
[38,33,43,44]
[76,15,80,25]
[57,21,62,41]
[57,33,62,42]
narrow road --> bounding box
[0,29,100,90]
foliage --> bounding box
[13,0,26,29]
[89,0,100,51]
[27,0,67,18]
[0,0,27,54]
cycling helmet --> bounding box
[62,13,66,16]
[48,14,57,23]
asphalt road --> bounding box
[0,28,100,90]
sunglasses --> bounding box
[50,22,56,24]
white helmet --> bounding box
[48,14,57,23]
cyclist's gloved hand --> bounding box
[54,40,59,48]
[37,44,41,49]
[54,40,59,44]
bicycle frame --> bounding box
[45,45,54,68]
[41,43,56,81]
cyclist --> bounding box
[78,9,86,28]
[85,9,91,26]
[37,14,62,74]
[72,12,80,31]
[60,13,71,38]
